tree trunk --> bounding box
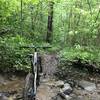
[30,5,34,31]
[46,1,54,43]
[20,0,23,35]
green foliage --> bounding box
[0,0,100,71]
[59,44,100,63]
[0,35,31,71]
[0,34,51,71]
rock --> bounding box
[70,96,85,100]
[62,83,73,94]
[52,95,63,100]
[78,80,96,92]
[8,96,15,100]
[55,80,64,88]
[0,93,8,100]
[58,92,72,100]
[61,83,73,95]
[64,80,76,88]
[0,75,6,85]
[14,93,23,99]
[58,83,73,100]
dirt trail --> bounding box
[41,54,58,78]
[36,80,57,100]
[36,54,59,100]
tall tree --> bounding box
[46,1,54,43]
[30,5,34,31]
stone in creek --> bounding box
[78,80,96,92]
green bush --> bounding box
[0,35,31,72]
[59,45,100,63]
[0,34,52,72]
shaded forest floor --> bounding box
[0,54,100,100]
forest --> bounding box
[0,0,100,100]
[0,0,100,71]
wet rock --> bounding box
[78,80,96,92]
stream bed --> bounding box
[0,73,100,100]
[0,54,100,100]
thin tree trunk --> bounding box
[39,1,43,34]
[87,0,92,16]
[30,5,34,31]
[67,7,72,46]
[20,0,23,35]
